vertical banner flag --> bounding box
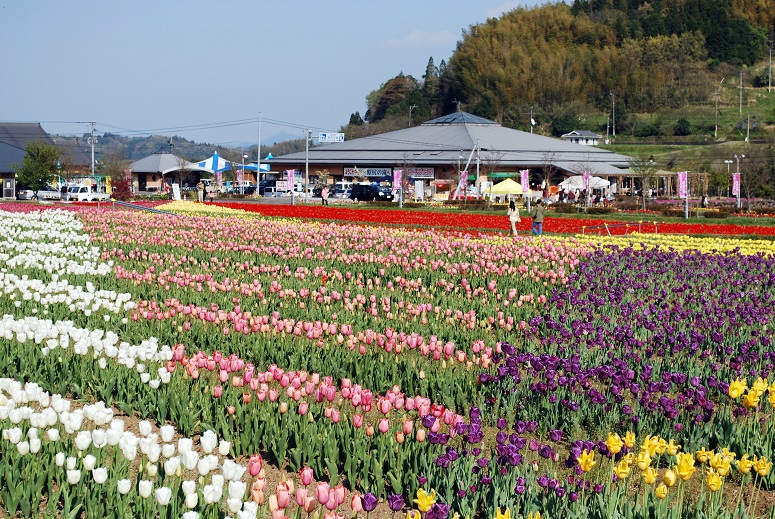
[392,169,402,193]
[582,171,591,191]
[677,171,688,198]
[216,171,222,187]
[236,169,244,184]
[458,170,468,197]
[124,169,132,184]
[732,173,740,196]
[520,169,529,194]
[285,169,294,190]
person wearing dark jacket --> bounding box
[531,199,545,235]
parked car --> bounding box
[63,184,110,202]
[350,183,393,202]
[16,185,35,200]
[330,188,351,199]
[258,180,277,196]
[36,185,61,200]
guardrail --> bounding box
[111,200,178,216]
[580,220,660,235]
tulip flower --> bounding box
[315,482,330,505]
[613,460,630,480]
[576,449,596,472]
[742,390,760,409]
[728,378,747,399]
[655,483,668,499]
[606,432,623,455]
[636,451,651,471]
[350,494,363,513]
[706,469,723,492]
[362,492,378,512]
[696,447,714,464]
[663,468,677,487]
[737,454,754,475]
[66,469,81,485]
[413,489,436,513]
[624,431,636,449]
[117,479,132,495]
[248,454,263,477]
[300,466,314,486]
[138,480,153,498]
[641,467,658,484]
[495,507,511,519]
[675,453,696,481]
[155,487,173,506]
[754,456,772,477]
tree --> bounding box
[12,138,62,198]
[627,155,660,209]
[673,118,692,136]
[315,169,331,188]
[349,112,364,126]
[101,146,132,200]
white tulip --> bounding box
[4,427,22,444]
[182,450,199,471]
[164,457,180,476]
[197,458,211,476]
[55,452,65,467]
[146,463,158,477]
[183,511,201,519]
[29,438,41,454]
[200,430,218,454]
[74,431,91,451]
[149,379,160,389]
[162,443,176,458]
[159,425,175,443]
[222,459,245,481]
[210,474,225,490]
[155,487,172,506]
[16,441,30,456]
[160,372,171,384]
[92,429,107,448]
[109,419,125,433]
[138,480,153,498]
[98,358,107,369]
[185,492,199,509]
[92,467,108,484]
[242,502,259,518]
[46,429,59,441]
[105,428,122,446]
[27,426,39,439]
[66,469,81,485]
[181,480,197,496]
[227,497,242,514]
[178,437,193,454]
[218,439,230,456]
[138,420,152,437]
[146,442,161,463]
[122,443,137,461]
[82,454,96,471]
[66,456,77,470]
[140,373,150,384]
[117,478,132,495]
[203,484,222,504]
[229,481,247,500]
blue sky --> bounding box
[0,0,546,147]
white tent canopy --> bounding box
[559,175,610,190]
[194,151,231,173]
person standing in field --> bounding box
[507,199,521,236]
[321,186,330,206]
[197,181,204,203]
[531,199,545,235]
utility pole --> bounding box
[769,42,772,93]
[739,69,743,117]
[609,93,616,140]
[304,129,311,201]
[530,106,534,134]
[89,122,96,177]
[409,105,417,128]
[715,77,725,139]
[746,114,751,142]
[257,113,262,190]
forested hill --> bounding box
[353,0,775,137]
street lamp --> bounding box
[609,92,616,140]
[724,159,733,197]
[241,154,248,194]
[715,77,725,139]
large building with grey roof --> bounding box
[266,112,636,198]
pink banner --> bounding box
[520,169,529,194]
[582,171,591,191]
[732,173,740,196]
[216,171,222,186]
[677,171,688,198]
[285,170,294,190]
[458,170,467,191]
[236,169,244,184]
[392,170,402,193]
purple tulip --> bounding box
[362,493,378,512]
[387,494,404,512]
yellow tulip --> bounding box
[655,483,668,499]
[737,454,754,475]
[641,435,659,457]
[666,439,681,456]
[663,468,677,487]
[526,512,541,519]
[614,460,631,480]
[769,389,775,408]
[742,390,761,409]
[675,453,696,481]
[655,438,667,455]
[606,432,624,455]
[754,456,772,477]
[752,377,769,395]
[406,511,421,519]
[413,489,436,513]
[696,447,714,464]
[642,467,658,484]
[494,507,511,519]
[576,449,596,473]
[636,451,652,471]
[706,469,723,492]
[728,378,748,399]
[624,431,636,449]
[622,452,635,466]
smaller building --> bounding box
[561,130,602,146]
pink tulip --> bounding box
[379,398,391,415]
[378,418,390,434]
[350,494,363,513]
[352,414,363,428]
[298,401,309,415]
[296,488,309,507]
[416,429,426,442]
[402,419,414,435]
[269,389,279,402]
[248,454,263,477]
[213,385,223,398]
[300,467,314,486]
[315,482,330,505]
[325,494,338,511]
[279,402,289,414]
[333,484,346,505]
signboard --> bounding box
[677,171,688,198]
[392,170,403,193]
[285,169,294,190]
[344,167,391,178]
[732,173,740,196]
[405,167,435,179]
[318,132,345,143]
[171,183,181,201]
[276,181,288,191]
[414,180,425,200]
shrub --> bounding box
[703,211,731,219]
[660,208,686,217]
[551,203,576,214]
[673,118,692,136]
[586,207,616,215]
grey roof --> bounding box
[562,130,602,138]
[129,153,208,174]
[53,138,91,167]
[0,123,56,174]
[0,142,27,174]
[270,112,633,175]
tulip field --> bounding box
[0,201,774,519]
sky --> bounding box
[1,0,546,148]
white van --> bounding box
[332,181,353,191]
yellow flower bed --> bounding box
[157,201,249,216]
[574,233,775,256]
